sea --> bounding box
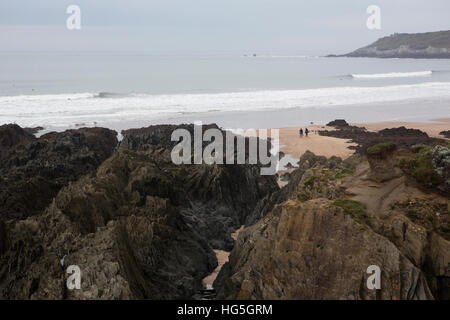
[1,51,450,132]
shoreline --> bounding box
[11,96,450,137]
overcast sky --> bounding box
[1,0,450,54]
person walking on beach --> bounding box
[299,128,303,137]
[305,128,309,137]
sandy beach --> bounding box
[278,125,357,160]
[277,119,449,165]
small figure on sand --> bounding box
[299,128,303,137]
[305,128,309,137]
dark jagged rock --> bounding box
[120,124,278,250]
[440,130,450,139]
[0,123,277,299]
[326,119,349,128]
[23,126,44,135]
[0,127,118,220]
[120,123,236,152]
[319,123,443,155]
[0,219,6,256]
[0,140,276,299]
[0,124,35,159]
[0,154,216,299]
[379,127,429,138]
[120,123,273,161]
[120,124,197,151]
[0,149,214,299]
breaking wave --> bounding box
[2,81,450,128]
[351,71,433,79]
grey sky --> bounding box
[1,0,449,54]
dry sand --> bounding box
[278,125,357,160]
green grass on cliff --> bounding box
[366,142,396,156]
[332,168,354,180]
[332,199,367,224]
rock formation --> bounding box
[319,125,443,155]
[215,199,433,299]
[1,121,448,300]
[0,124,277,299]
[215,147,449,300]
[0,126,118,220]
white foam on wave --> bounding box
[1,81,450,128]
[351,71,433,79]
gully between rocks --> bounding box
[195,226,244,300]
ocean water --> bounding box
[1,52,450,130]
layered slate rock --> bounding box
[0,127,118,220]
[120,124,278,250]
[215,149,449,300]
[0,149,216,299]
[215,199,433,300]
[0,124,278,299]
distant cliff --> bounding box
[333,30,450,59]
